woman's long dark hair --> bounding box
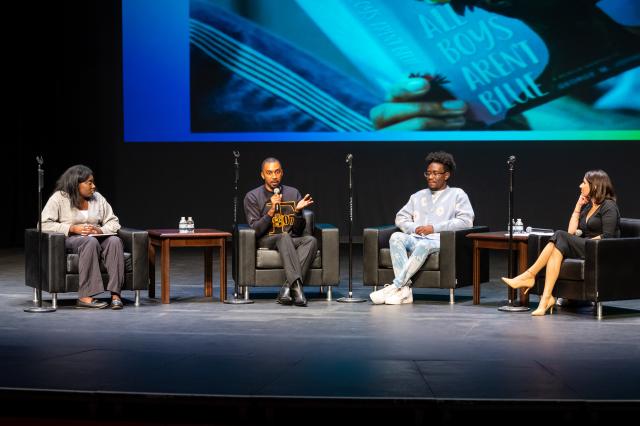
[584,169,616,205]
[54,165,94,209]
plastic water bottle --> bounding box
[179,216,188,233]
[187,216,194,233]
[515,218,524,234]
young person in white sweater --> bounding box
[370,151,475,305]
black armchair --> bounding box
[25,228,149,308]
[527,218,640,319]
[363,226,489,303]
[233,210,339,301]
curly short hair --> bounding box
[425,151,456,175]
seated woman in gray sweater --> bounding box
[41,165,124,310]
[370,152,475,305]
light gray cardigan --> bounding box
[41,191,121,236]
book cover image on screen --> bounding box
[295,0,640,126]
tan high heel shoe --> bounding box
[531,296,557,316]
[501,269,535,294]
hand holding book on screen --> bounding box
[297,0,640,128]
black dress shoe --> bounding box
[290,279,307,307]
[76,299,109,309]
[111,299,124,310]
[277,282,293,305]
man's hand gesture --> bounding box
[295,194,314,212]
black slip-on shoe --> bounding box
[111,299,124,310]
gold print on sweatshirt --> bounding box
[267,201,296,235]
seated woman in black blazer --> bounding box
[502,169,620,316]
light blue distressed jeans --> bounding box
[389,232,440,288]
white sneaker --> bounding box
[385,286,413,305]
[369,284,399,305]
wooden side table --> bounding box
[147,229,232,304]
[466,232,530,306]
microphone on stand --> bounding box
[225,150,254,304]
[338,153,365,303]
[499,153,529,312]
[345,153,353,164]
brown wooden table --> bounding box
[147,229,232,304]
[466,232,530,306]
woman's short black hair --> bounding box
[55,164,94,209]
[425,151,456,175]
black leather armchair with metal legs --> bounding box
[233,210,339,301]
[25,228,149,308]
[363,226,489,303]
[527,218,640,319]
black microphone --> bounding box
[507,155,516,165]
[273,187,281,213]
[345,153,353,164]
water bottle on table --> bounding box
[179,216,187,233]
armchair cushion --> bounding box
[558,258,585,281]
[232,210,339,288]
[528,218,640,306]
[66,252,133,274]
[24,227,148,294]
[256,249,321,269]
[363,225,489,289]
[379,248,439,270]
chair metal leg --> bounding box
[51,293,58,310]
[319,286,324,294]
[326,286,333,302]
[449,289,455,305]
[33,288,39,303]
[596,302,603,320]
[244,287,250,301]
[134,290,141,307]
[373,286,378,292]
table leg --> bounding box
[472,242,480,305]
[219,239,227,302]
[204,247,213,298]
[518,242,530,307]
[161,239,171,304]
[148,242,156,299]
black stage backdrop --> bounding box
[5,0,640,248]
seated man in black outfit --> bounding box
[243,158,316,306]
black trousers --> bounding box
[258,233,318,286]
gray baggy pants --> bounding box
[65,235,125,297]
[258,233,318,286]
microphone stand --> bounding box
[225,150,253,304]
[25,156,56,313]
[498,155,529,312]
[338,154,365,303]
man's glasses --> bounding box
[424,171,446,178]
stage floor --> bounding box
[1,247,639,423]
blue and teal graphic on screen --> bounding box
[122,0,640,142]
